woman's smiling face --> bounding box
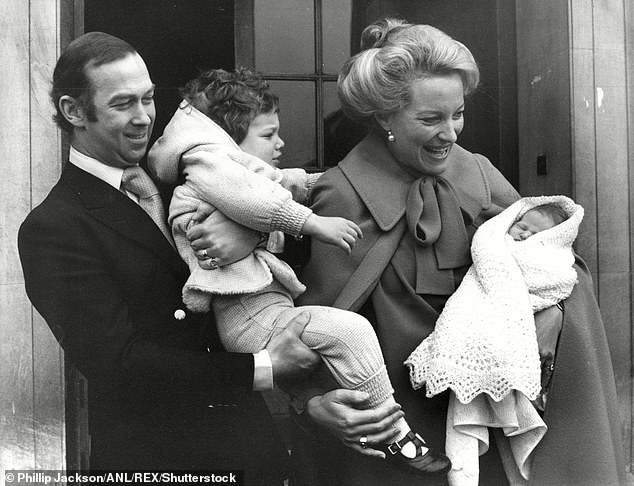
[378,72,465,177]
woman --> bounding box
[290,18,624,485]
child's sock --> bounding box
[383,396,428,459]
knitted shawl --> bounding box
[405,195,584,403]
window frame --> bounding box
[234,0,337,171]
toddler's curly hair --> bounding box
[180,67,279,144]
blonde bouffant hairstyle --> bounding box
[338,18,480,127]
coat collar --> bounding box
[338,132,491,231]
[61,163,186,276]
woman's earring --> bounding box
[387,130,395,143]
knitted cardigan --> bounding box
[148,101,320,312]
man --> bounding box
[18,32,319,482]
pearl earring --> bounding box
[387,130,395,142]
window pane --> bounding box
[322,0,353,74]
[323,81,367,166]
[254,0,314,73]
[269,81,316,168]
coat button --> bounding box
[174,309,186,320]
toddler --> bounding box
[148,68,450,476]
[405,195,583,485]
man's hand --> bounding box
[266,312,321,381]
[306,389,404,458]
[186,204,260,268]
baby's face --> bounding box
[239,110,285,167]
[508,210,556,241]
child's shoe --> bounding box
[385,431,451,476]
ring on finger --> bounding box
[209,256,219,270]
[200,249,209,259]
[359,436,368,449]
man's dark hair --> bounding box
[180,67,279,144]
[51,32,137,133]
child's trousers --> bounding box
[213,280,393,407]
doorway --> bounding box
[84,0,236,148]
[82,0,518,183]
[69,0,520,468]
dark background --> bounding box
[85,0,235,148]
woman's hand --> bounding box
[301,214,363,254]
[306,390,404,458]
[186,205,260,268]
[534,304,564,362]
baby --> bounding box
[148,68,450,476]
[508,203,570,410]
[507,203,568,242]
[405,196,584,486]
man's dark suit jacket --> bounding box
[18,162,288,480]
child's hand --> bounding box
[302,214,363,254]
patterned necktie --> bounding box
[121,166,174,247]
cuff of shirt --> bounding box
[253,349,274,391]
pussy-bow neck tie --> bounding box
[121,166,175,247]
[406,175,471,295]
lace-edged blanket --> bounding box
[405,195,584,404]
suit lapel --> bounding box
[62,163,186,277]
